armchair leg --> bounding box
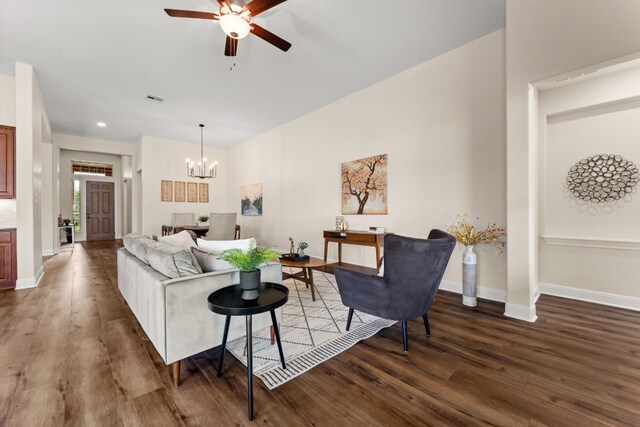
[401,320,408,352]
[423,313,431,337]
[346,308,354,331]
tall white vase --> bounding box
[462,245,477,307]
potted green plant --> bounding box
[297,241,309,257]
[219,240,281,301]
[198,215,209,226]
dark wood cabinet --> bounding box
[0,126,16,199]
[0,229,16,289]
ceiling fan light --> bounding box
[220,13,250,39]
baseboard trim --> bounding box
[504,303,538,322]
[42,248,55,256]
[539,282,640,312]
[439,279,507,303]
[16,266,45,290]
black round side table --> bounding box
[207,282,288,421]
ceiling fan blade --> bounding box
[224,36,238,56]
[243,0,287,17]
[217,0,232,11]
[250,23,291,52]
[164,9,220,20]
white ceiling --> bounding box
[0,0,505,147]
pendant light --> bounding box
[186,124,217,179]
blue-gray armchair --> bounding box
[334,230,456,351]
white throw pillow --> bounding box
[196,238,255,271]
[158,231,197,250]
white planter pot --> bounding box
[198,222,209,227]
[462,245,477,307]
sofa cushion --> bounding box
[130,237,157,265]
[123,233,147,255]
[158,231,197,250]
[147,242,203,279]
[196,238,255,271]
[191,247,231,272]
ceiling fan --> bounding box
[164,0,291,57]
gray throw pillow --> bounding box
[130,237,156,265]
[123,233,147,255]
[192,247,225,273]
[148,242,203,279]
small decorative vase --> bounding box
[239,269,261,301]
[462,245,477,307]
[298,249,306,257]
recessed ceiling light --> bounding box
[96,122,106,127]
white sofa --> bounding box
[116,246,282,386]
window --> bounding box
[72,180,80,232]
[72,161,113,177]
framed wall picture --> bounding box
[187,182,198,203]
[199,183,209,203]
[161,180,173,202]
[241,183,263,216]
[341,154,388,215]
[174,181,186,202]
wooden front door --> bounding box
[86,181,115,241]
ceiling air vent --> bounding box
[146,95,164,103]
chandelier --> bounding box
[186,124,217,179]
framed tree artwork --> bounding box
[161,180,173,202]
[341,154,388,215]
[187,182,198,203]
[175,181,186,202]
[199,183,209,203]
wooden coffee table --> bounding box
[278,256,327,301]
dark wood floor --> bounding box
[1,240,640,426]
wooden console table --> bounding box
[323,230,387,267]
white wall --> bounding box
[227,30,507,296]
[535,65,640,302]
[53,132,138,238]
[59,149,123,241]
[41,141,56,254]
[139,135,229,237]
[0,74,15,126]
[121,155,133,235]
[15,62,51,288]
[0,74,17,228]
[505,0,640,320]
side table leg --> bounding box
[246,315,254,421]
[270,310,286,369]
[338,242,342,266]
[323,239,329,262]
[375,244,381,269]
[217,315,231,378]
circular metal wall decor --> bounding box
[566,154,639,203]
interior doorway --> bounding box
[86,181,115,240]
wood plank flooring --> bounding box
[1,240,639,426]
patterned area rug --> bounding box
[226,269,396,389]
